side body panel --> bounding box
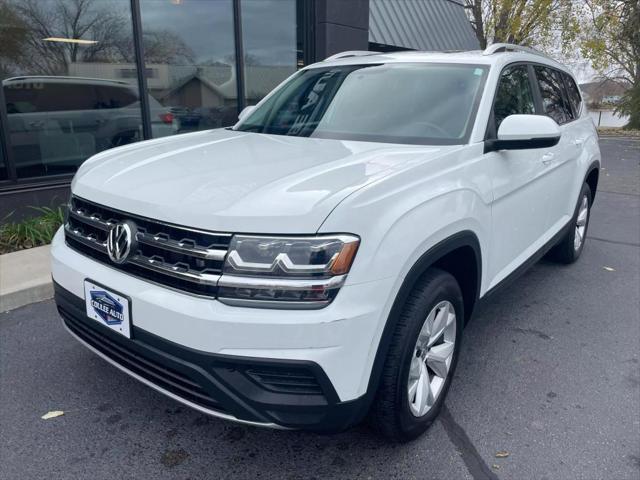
[319,143,492,396]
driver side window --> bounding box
[493,65,535,130]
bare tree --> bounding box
[4,0,194,76]
[0,1,29,77]
[463,0,575,50]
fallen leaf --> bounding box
[603,266,616,272]
[41,410,64,420]
[492,464,501,470]
[495,450,510,458]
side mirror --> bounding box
[238,105,256,121]
[485,114,561,153]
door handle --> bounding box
[541,152,555,165]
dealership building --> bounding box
[0,0,477,218]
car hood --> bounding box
[73,129,459,233]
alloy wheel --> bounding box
[407,300,457,417]
[574,195,589,251]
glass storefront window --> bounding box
[0,0,143,179]
[140,0,238,136]
[241,0,297,106]
[0,141,6,181]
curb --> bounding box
[0,245,53,313]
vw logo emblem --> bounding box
[106,221,136,264]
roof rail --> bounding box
[483,43,554,61]
[323,51,381,62]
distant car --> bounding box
[53,44,600,441]
[166,106,201,132]
[3,76,174,177]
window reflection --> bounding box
[242,0,297,105]
[534,66,574,125]
[140,0,238,135]
[494,66,535,129]
[236,64,488,145]
[0,142,6,180]
[0,0,143,179]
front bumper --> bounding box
[51,228,395,430]
[55,283,369,430]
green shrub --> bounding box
[0,206,65,254]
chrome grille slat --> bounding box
[64,223,108,253]
[136,231,227,261]
[65,196,231,296]
[129,254,220,286]
[68,208,112,231]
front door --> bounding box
[485,64,557,289]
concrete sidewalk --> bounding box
[0,245,52,312]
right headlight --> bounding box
[217,234,360,309]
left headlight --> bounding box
[217,234,360,309]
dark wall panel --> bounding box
[314,0,369,61]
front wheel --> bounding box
[368,268,464,441]
[550,183,592,264]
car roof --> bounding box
[309,48,571,78]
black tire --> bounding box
[549,183,592,264]
[368,268,464,442]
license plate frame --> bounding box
[84,279,132,339]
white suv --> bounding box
[51,44,601,441]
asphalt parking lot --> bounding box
[1,137,638,480]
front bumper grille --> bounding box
[65,196,231,296]
[60,303,225,413]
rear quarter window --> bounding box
[534,66,574,125]
[562,73,582,117]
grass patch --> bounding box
[0,206,65,255]
[597,127,640,137]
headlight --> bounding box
[218,234,359,309]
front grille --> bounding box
[65,196,231,296]
[60,305,225,413]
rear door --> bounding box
[532,65,581,232]
[485,64,552,289]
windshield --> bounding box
[235,63,488,145]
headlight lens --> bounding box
[223,234,359,278]
[218,234,360,309]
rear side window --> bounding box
[563,73,582,117]
[534,66,574,125]
[5,82,97,112]
[493,65,535,129]
[95,84,138,109]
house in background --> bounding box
[0,0,478,219]
[580,79,630,107]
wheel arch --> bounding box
[362,230,481,409]
[584,160,600,203]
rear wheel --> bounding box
[550,183,592,264]
[369,268,464,441]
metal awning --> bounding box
[369,0,479,51]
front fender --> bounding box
[319,145,491,292]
